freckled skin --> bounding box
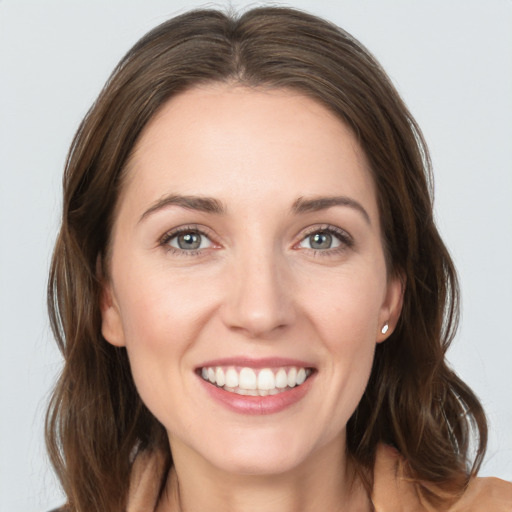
[101,85,403,510]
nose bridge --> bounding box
[222,235,294,337]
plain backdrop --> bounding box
[1,1,511,510]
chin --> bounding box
[197,430,320,477]
[215,450,306,477]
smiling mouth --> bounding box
[198,366,314,396]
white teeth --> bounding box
[225,368,239,388]
[239,368,257,390]
[275,368,288,389]
[257,368,275,390]
[287,367,297,387]
[200,365,313,395]
[215,367,225,387]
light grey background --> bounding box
[1,1,511,510]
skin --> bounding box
[101,85,403,512]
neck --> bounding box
[157,436,371,512]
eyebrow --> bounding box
[139,194,226,222]
[139,193,370,225]
[292,196,371,224]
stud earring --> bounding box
[381,323,389,334]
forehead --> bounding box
[119,84,377,220]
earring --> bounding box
[381,323,389,334]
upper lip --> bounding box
[196,356,315,370]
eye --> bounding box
[299,231,341,250]
[165,229,213,251]
[297,226,353,253]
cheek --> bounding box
[115,259,216,344]
[299,263,386,412]
[112,264,221,387]
[114,279,202,430]
[301,264,386,347]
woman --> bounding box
[46,6,512,512]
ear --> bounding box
[98,259,126,347]
[376,272,405,343]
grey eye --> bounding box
[299,231,341,250]
[169,231,211,250]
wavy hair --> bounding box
[46,7,487,511]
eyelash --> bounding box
[297,225,354,256]
[159,224,354,257]
[159,225,215,256]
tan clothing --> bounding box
[126,444,512,511]
[371,445,512,511]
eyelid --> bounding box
[158,223,353,257]
[294,224,354,251]
[159,224,220,254]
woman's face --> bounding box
[101,85,402,477]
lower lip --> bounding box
[198,374,314,415]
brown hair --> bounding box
[46,7,487,511]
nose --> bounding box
[220,246,295,338]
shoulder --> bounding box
[372,444,512,512]
[453,476,512,511]
[46,450,168,512]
